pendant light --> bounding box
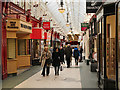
[58,0,65,13]
[66,13,70,27]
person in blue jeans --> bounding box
[73,47,80,65]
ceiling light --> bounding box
[66,13,70,27]
[66,23,70,27]
[58,7,65,13]
[58,0,65,13]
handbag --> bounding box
[46,58,53,65]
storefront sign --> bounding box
[43,22,50,30]
[6,19,32,32]
[81,23,89,31]
[86,0,102,13]
[30,28,42,39]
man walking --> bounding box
[65,44,72,68]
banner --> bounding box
[81,23,89,31]
[30,28,42,39]
[43,22,50,30]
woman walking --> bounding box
[60,46,65,64]
[40,45,52,77]
[52,47,61,75]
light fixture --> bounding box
[66,13,70,27]
[58,0,65,13]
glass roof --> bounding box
[42,0,86,35]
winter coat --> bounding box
[73,48,80,59]
[65,46,72,59]
[52,52,61,67]
[60,49,64,62]
[40,50,52,67]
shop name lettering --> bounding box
[21,24,32,30]
[7,21,32,30]
[7,22,18,29]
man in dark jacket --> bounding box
[65,44,72,68]
[73,47,80,65]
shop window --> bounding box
[18,39,26,55]
[7,39,16,59]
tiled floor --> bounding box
[15,60,82,88]
[3,58,98,89]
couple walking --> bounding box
[40,45,64,77]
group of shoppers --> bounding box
[40,44,83,77]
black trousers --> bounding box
[42,61,50,76]
[80,53,82,61]
[66,57,71,68]
[54,66,60,75]
[75,58,78,65]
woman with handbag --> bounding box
[52,47,61,76]
[40,45,52,77]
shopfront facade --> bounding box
[6,2,33,75]
[96,2,117,89]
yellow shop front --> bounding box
[6,18,32,75]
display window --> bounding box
[18,39,26,55]
[7,39,16,59]
[106,15,116,80]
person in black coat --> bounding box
[80,46,83,62]
[65,44,72,68]
[60,46,65,64]
[52,47,61,75]
[73,47,80,65]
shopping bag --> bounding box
[60,66,63,71]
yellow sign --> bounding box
[6,19,32,33]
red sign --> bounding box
[44,32,47,40]
[43,22,50,30]
[30,28,42,39]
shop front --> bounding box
[89,15,97,61]
[96,2,116,89]
[6,18,32,75]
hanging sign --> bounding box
[43,22,50,30]
[44,32,47,40]
[30,28,42,39]
[81,23,89,31]
[86,0,102,13]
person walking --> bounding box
[40,45,52,77]
[60,46,65,64]
[65,44,72,68]
[52,47,61,75]
[73,47,80,65]
[80,46,83,62]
